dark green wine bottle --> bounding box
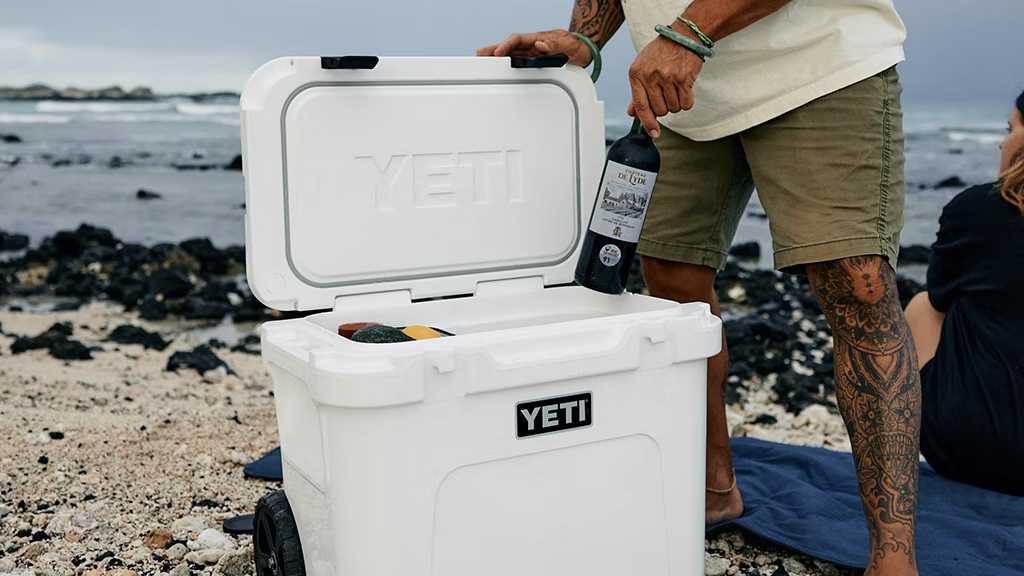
[575,118,661,294]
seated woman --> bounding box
[905,90,1024,495]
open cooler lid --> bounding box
[240,56,605,311]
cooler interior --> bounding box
[303,286,681,341]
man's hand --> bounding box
[626,34,704,139]
[476,30,592,68]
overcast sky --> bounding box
[1,0,1020,108]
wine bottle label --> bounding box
[598,244,622,267]
[588,160,657,243]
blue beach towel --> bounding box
[709,437,1024,575]
[244,446,283,481]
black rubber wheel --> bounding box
[253,490,306,576]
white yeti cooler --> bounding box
[240,54,723,576]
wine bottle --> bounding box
[575,118,661,294]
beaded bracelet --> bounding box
[654,24,715,60]
[676,17,714,48]
[571,32,603,83]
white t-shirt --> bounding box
[621,0,907,141]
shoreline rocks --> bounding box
[1,224,272,325]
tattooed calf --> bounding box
[809,256,921,570]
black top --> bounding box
[920,183,1024,495]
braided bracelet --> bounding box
[676,16,715,48]
[571,32,603,83]
[654,24,715,60]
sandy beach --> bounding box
[0,293,864,576]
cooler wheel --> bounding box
[254,490,306,576]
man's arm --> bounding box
[569,0,625,49]
[626,0,794,137]
[477,1,626,68]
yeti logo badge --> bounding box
[516,392,593,439]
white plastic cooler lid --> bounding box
[240,56,606,311]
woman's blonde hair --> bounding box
[1002,94,1024,215]
[1000,145,1024,216]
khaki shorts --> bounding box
[637,66,906,272]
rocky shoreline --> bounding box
[0,85,239,101]
[0,225,933,576]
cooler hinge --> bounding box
[333,290,412,313]
[474,276,546,297]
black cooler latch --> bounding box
[509,54,569,69]
[321,56,379,70]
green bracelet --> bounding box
[571,32,602,83]
[654,24,714,59]
[676,16,714,48]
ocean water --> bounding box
[0,97,1010,275]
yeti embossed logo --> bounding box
[516,392,592,439]
[356,149,523,211]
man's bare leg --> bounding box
[642,257,743,524]
[807,256,920,576]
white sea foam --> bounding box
[0,113,72,124]
[175,102,238,116]
[88,113,240,126]
[35,101,173,114]
[947,131,1005,145]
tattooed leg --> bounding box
[808,256,921,575]
[570,0,625,48]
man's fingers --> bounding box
[647,83,670,118]
[476,44,500,57]
[627,100,636,117]
[628,74,660,138]
[494,33,537,57]
[663,83,682,114]
[680,86,696,111]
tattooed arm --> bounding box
[476,1,624,67]
[570,0,624,49]
[808,256,921,575]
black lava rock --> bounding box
[105,269,148,307]
[136,189,162,200]
[898,244,931,264]
[729,241,761,260]
[148,268,193,299]
[0,231,30,251]
[751,414,779,425]
[773,371,832,414]
[48,431,65,440]
[108,156,126,169]
[166,344,233,375]
[111,243,152,272]
[38,455,49,464]
[224,155,243,171]
[936,175,967,189]
[229,334,261,355]
[75,224,118,247]
[30,531,50,542]
[49,339,93,360]
[179,238,229,275]
[50,231,86,258]
[1,134,22,143]
[192,498,222,508]
[104,325,170,351]
[180,297,233,320]
[896,276,925,309]
[137,297,168,321]
[52,268,105,299]
[49,322,74,336]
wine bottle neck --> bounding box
[630,118,643,133]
